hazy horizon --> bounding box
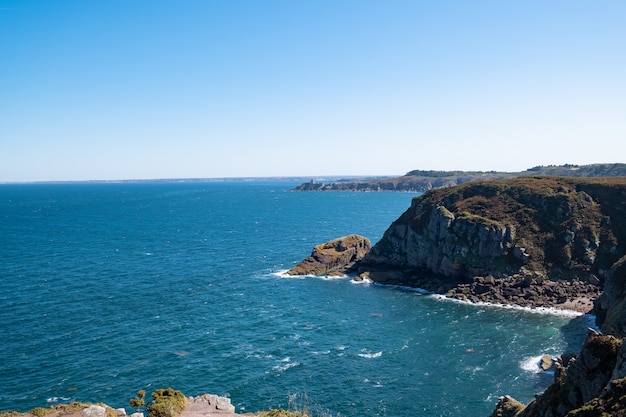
[2,1,625,182]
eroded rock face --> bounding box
[494,332,625,417]
[362,203,516,280]
[286,234,371,276]
[360,177,626,292]
[596,255,626,338]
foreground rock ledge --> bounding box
[285,234,371,277]
[12,395,241,417]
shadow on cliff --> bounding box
[560,314,598,356]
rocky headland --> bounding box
[289,175,626,416]
[357,176,626,312]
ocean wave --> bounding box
[272,357,301,372]
[429,294,587,318]
[520,355,547,373]
[47,397,71,404]
[358,351,382,359]
[273,270,348,280]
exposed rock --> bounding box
[595,255,626,338]
[490,395,526,417]
[356,176,626,311]
[497,333,624,417]
[445,274,601,313]
[540,355,556,372]
[80,406,107,417]
[286,234,371,276]
[179,395,236,416]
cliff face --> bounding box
[596,255,626,338]
[491,331,626,417]
[361,177,626,291]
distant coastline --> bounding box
[292,163,626,192]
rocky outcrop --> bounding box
[17,394,243,417]
[80,406,108,417]
[286,234,371,276]
[179,395,236,416]
[491,331,626,417]
[595,255,626,338]
[357,176,626,310]
[490,396,525,417]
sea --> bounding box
[0,180,595,417]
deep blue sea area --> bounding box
[0,181,594,416]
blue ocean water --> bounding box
[0,181,593,417]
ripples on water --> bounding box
[0,182,593,417]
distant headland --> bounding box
[292,163,626,192]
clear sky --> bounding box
[1,1,625,182]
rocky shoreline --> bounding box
[446,274,600,314]
[286,176,626,416]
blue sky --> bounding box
[1,1,625,182]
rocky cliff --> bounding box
[491,330,626,417]
[358,176,626,312]
[596,255,626,338]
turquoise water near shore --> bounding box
[0,181,593,416]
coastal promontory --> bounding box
[358,176,626,312]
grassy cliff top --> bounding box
[397,176,626,279]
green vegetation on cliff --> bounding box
[365,176,626,284]
[147,389,186,417]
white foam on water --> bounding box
[47,397,70,404]
[520,355,545,373]
[272,357,301,372]
[429,294,586,318]
[358,351,382,359]
[273,270,348,280]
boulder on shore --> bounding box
[286,234,371,277]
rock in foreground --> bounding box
[286,234,371,276]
